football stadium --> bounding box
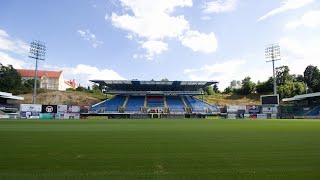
[2,0,320,179]
[2,80,320,179]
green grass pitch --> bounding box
[1,118,320,179]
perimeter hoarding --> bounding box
[41,105,57,113]
[20,104,42,112]
[57,105,80,113]
[20,104,42,118]
[246,106,261,114]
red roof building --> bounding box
[64,79,80,90]
[16,69,65,91]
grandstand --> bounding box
[0,92,24,118]
[281,92,320,118]
[88,80,220,118]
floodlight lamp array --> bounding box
[265,44,281,60]
[29,41,46,58]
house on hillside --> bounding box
[64,79,80,90]
[16,69,66,91]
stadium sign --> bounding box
[41,105,57,113]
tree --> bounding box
[256,77,274,94]
[230,80,241,90]
[0,64,22,94]
[223,87,232,94]
[278,82,305,99]
[304,65,320,93]
[213,84,219,94]
[276,66,293,86]
[204,86,214,95]
[75,86,87,92]
[236,76,256,95]
[293,74,304,82]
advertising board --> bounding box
[246,106,260,114]
[20,104,42,112]
[41,105,58,113]
[39,113,54,119]
[20,111,40,119]
[262,107,278,114]
[257,114,267,119]
[55,113,80,119]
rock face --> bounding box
[19,91,102,105]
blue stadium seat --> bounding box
[303,105,320,116]
[166,96,185,112]
[125,96,144,112]
[91,96,126,112]
[184,96,219,113]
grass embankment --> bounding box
[201,93,261,106]
[19,90,111,105]
[0,118,320,179]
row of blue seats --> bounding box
[91,96,126,111]
[295,105,320,116]
[91,95,219,113]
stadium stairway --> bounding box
[123,96,130,108]
[144,96,147,107]
[163,96,167,108]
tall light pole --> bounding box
[265,44,281,95]
[29,41,46,104]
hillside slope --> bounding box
[201,94,261,106]
[19,91,103,105]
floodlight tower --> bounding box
[265,43,281,95]
[29,41,46,104]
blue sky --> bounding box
[1,0,320,90]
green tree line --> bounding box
[222,65,320,99]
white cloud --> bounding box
[184,59,247,89]
[111,0,192,40]
[77,29,103,48]
[0,52,26,69]
[179,30,218,53]
[0,29,29,54]
[141,40,168,60]
[279,37,320,74]
[42,63,125,87]
[201,16,212,21]
[286,10,320,29]
[203,0,238,14]
[64,64,125,86]
[110,0,219,58]
[258,0,314,21]
[0,29,9,37]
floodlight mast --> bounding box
[29,41,46,104]
[265,43,281,95]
